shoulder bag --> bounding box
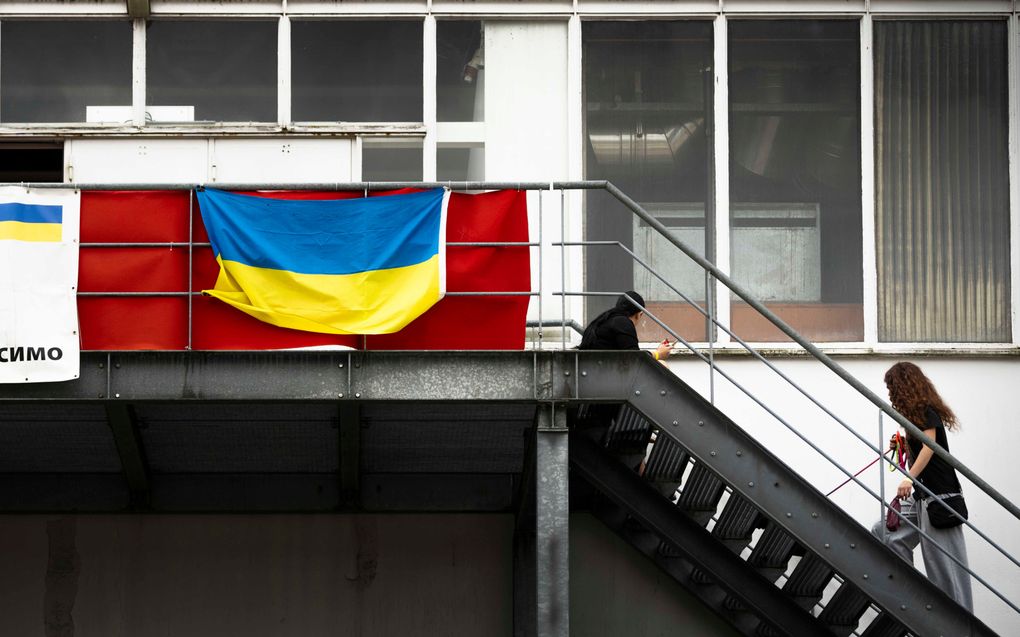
[927,493,968,529]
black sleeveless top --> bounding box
[907,406,962,498]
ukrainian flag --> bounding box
[0,202,63,242]
[197,188,450,335]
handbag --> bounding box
[927,493,968,529]
[885,497,903,531]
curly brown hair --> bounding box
[884,362,958,432]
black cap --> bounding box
[616,291,645,316]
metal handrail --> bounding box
[17,179,1017,612]
[603,181,1020,525]
[562,291,1020,615]
[558,239,1020,566]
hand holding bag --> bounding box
[886,497,903,531]
[927,493,968,529]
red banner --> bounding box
[78,189,530,350]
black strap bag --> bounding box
[927,493,968,529]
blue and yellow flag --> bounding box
[197,188,449,335]
[0,202,63,242]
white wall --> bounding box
[483,20,581,326]
[662,355,1020,635]
[66,138,355,184]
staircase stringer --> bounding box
[575,352,995,637]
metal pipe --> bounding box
[604,181,1020,524]
[187,190,194,351]
[526,319,584,337]
[4,180,610,191]
[561,290,1020,572]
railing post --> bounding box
[187,189,194,351]
[879,410,886,542]
[536,403,568,637]
[560,188,567,350]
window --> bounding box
[582,21,714,342]
[362,139,423,181]
[147,20,277,122]
[438,20,484,122]
[875,21,1010,343]
[292,21,423,122]
[0,21,132,123]
[729,20,862,342]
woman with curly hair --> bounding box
[872,362,972,610]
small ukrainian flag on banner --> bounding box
[197,188,450,335]
[0,203,63,242]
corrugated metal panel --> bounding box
[136,403,339,473]
[0,404,121,472]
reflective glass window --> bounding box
[1,21,132,123]
[147,20,277,122]
[583,21,714,342]
[729,20,862,342]
[438,20,484,122]
[293,21,423,122]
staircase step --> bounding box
[712,494,762,542]
[642,435,688,485]
[782,553,835,611]
[747,523,797,571]
[859,612,908,637]
[676,462,726,526]
[603,405,653,454]
[817,580,871,635]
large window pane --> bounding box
[293,21,423,122]
[147,21,277,122]
[729,21,862,342]
[583,21,713,342]
[1,21,131,123]
[875,21,1010,343]
[438,21,484,122]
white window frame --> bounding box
[0,0,1016,353]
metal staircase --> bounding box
[570,352,996,637]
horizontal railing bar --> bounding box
[559,290,1020,577]
[82,242,211,248]
[78,290,536,297]
[603,181,1020,524]
[79,241,536,248]
[3,180,609,191]
[526,319,584,337]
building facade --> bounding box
[0,0,1017,635]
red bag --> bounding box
[886,497,902,531]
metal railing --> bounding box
[20,178,1018,620]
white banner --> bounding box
[0,187,80,383]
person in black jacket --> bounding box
[579,291,671,361]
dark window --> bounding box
[1,21,132,123]
[292,21,423,122]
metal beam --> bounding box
[338,402,361,509]
[572,433,826,636]
[104,403,150,510]
[577,353,996,637]
[535,404,568,637]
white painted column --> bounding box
[132,18,146,127]
[712,15,731,344]
[423,15,438,181]
[861,14,878,345]
[1009,15,1020,345]
[278,14,291,128]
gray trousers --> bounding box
[871,495,973,611]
